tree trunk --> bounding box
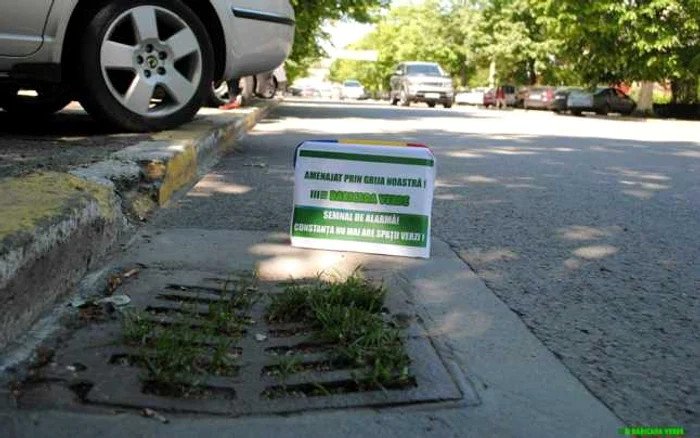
[488,58,496,88]
[528,59,537,85]
[636,81,654,116]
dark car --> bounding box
[550,87,582,113]
[389,61,454,108]
[567,87,637,116]
[523,86,558,110]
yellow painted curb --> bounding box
[158,144,198,207]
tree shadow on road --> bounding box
[153,108,700,431]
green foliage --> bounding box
[286,0,391,82]
[323,0,699,102]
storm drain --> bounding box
[18,270,463,416]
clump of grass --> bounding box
[273,355,303,381]
[119,275,255,396]
[142,323,206,389]
[268,283,312,323]
[269,269,385,324]
[207,274,258,335]
[123,310,156,345]
[267,269,410,387]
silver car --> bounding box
[0,0,294,131]
[389,61,454,108]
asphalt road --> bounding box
[156,99,700,431]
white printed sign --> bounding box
[290,140,436,258]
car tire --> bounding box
[207,80,230,107]
[572,110,583,116]
[256,75,277,99]
[399,89,410,107]
[76,0,215,132]
[597,104,610,116]
[427,102,436,108]
[443,101,452,109]
[0,84,73,116]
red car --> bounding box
[523,86,557,110]
[483,85,516,107]
[483,88,496,107]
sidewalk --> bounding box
[1,227,622,438]
[0,101,277,353]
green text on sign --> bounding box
[292,206,429,248]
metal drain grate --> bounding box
[18,270,463,415]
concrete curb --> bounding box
[0,100,278,351]
[72,100,279,218]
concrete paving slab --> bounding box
[7,227,618,438]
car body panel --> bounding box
[0,0,294,83]
[483,86,516,106]
[223,0,294,78]
[483,88,495,106]
[551,87,581,112]
[341,80,365,99]
[455,87,486,105]
[0,0,54,57]
[567,90,595,110]
[524,86,556,109]
[567,87,636,114]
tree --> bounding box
[328,0,699,108]
[547,0,700,105]
[286,0,390,83]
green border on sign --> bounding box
[299,150,434,167]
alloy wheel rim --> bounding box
[100,5,202,117]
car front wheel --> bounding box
[399,89,410,107]
[77,0,214,132]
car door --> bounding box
[614,89,633,113]
[0,0,54,57]
[594,88,612,110]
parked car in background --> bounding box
[0,0,295,131]
[550,87,582,113]
[523,86,557,110]
[482,85,516,107]
[389,61,454,108]
[515,86,529,108]
[208,65,288,106]
[567,87,637,116]
[341,80,365,100]
[257,65,288,99]
[483,88,496,107]
[331,84,343,100]
[500,85,518,106]
[455,87,487,105]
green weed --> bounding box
[267,269,411,387]
[274,355,302,381]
